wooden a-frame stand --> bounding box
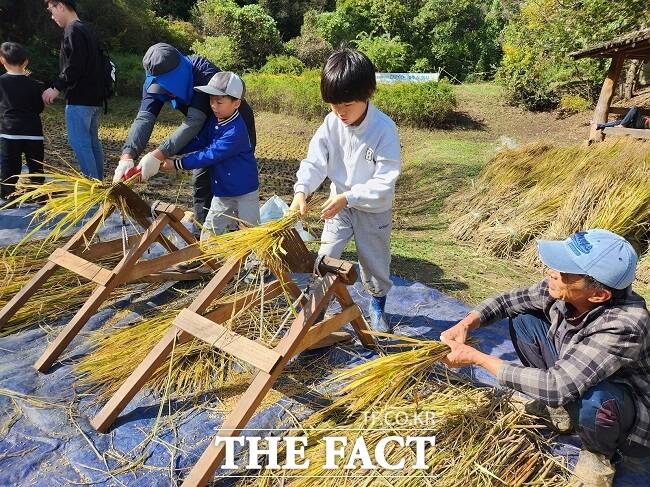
[89,229,375,486]
[0,183,216,373]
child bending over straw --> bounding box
[290,49,402,333]
[149,71,260,241]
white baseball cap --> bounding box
[194,71,245,99]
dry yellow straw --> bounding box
[0,241,130,335]
[323,334,477,417]
[252,380,569,487]
[0,164,137,250]
[447,139,650,263]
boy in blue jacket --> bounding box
[153,71,259,237]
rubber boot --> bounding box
[520,399,574,434]
[369,295,391,333]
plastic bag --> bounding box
[259,195,314,241]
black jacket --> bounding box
[0,73,45,136]
[53,20,104,106]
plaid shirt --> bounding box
[475,279,650,447]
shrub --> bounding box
[192,0,283,70]
[245,72,456,128]
[373,81,456,127]
[260,55,306,75]
[161,19,202,53]
[288,33,333,68]
[244,71,327,121]
[496,41,564,111]
[192,0,239,38]
[410,57,433,73]
[355,33,411,72]
[558,95,592,118]
[112,52,145,98]
[191,36,240,72]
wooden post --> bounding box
[180,275,338,487]
[0,185,214,372]
[34,214,172,372]
[589,54,625,143]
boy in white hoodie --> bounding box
[290,49,401,332]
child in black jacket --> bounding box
[0,42,45,201]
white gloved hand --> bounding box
[113,158,134,183]
[137,152,162,182]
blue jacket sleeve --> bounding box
[177,125,246,170]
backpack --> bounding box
[98,46,116,113]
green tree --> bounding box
[355,34,412,72]
[193,0,283,69]
[150,0,196,19]
[258,0,334,40]
[413,0,488,78]
[191,36,240,71]
[497,0,650,110]
[286,9,333,67]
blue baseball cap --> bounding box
[537,229,637,289]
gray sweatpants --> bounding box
[201,190,260,239]
[319,207,392,297]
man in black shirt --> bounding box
[0,42,45,200]
[43,0,105,180]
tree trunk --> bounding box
[589,55,625,144]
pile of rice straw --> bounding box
[0,240,130,336]
[447,139,650,266]
[76,208,310,399]
[246,336,569,486]
[1,165,137,249]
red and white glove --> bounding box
[113,158,134,183]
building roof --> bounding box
[570,28,650,60]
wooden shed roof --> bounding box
[570,28,650,60]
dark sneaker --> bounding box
[569,449,614,487]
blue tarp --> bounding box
[0,205,648,485]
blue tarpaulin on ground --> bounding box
[0,205,648,485]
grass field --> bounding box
[37,83,649,304]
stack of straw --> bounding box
[447,139,650,265]
[0,240,129,336]
[75,275,297,400]
[1,165,136,249]
[247,336,569,486]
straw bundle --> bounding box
[1,165,136,249]
[318,335,475,419]
[199,209,303,271]
[447,139,650,265]
[252,380,569,487]
[76,274,297,400]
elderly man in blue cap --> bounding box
[112,43,256,233]
[441,229,650,487]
